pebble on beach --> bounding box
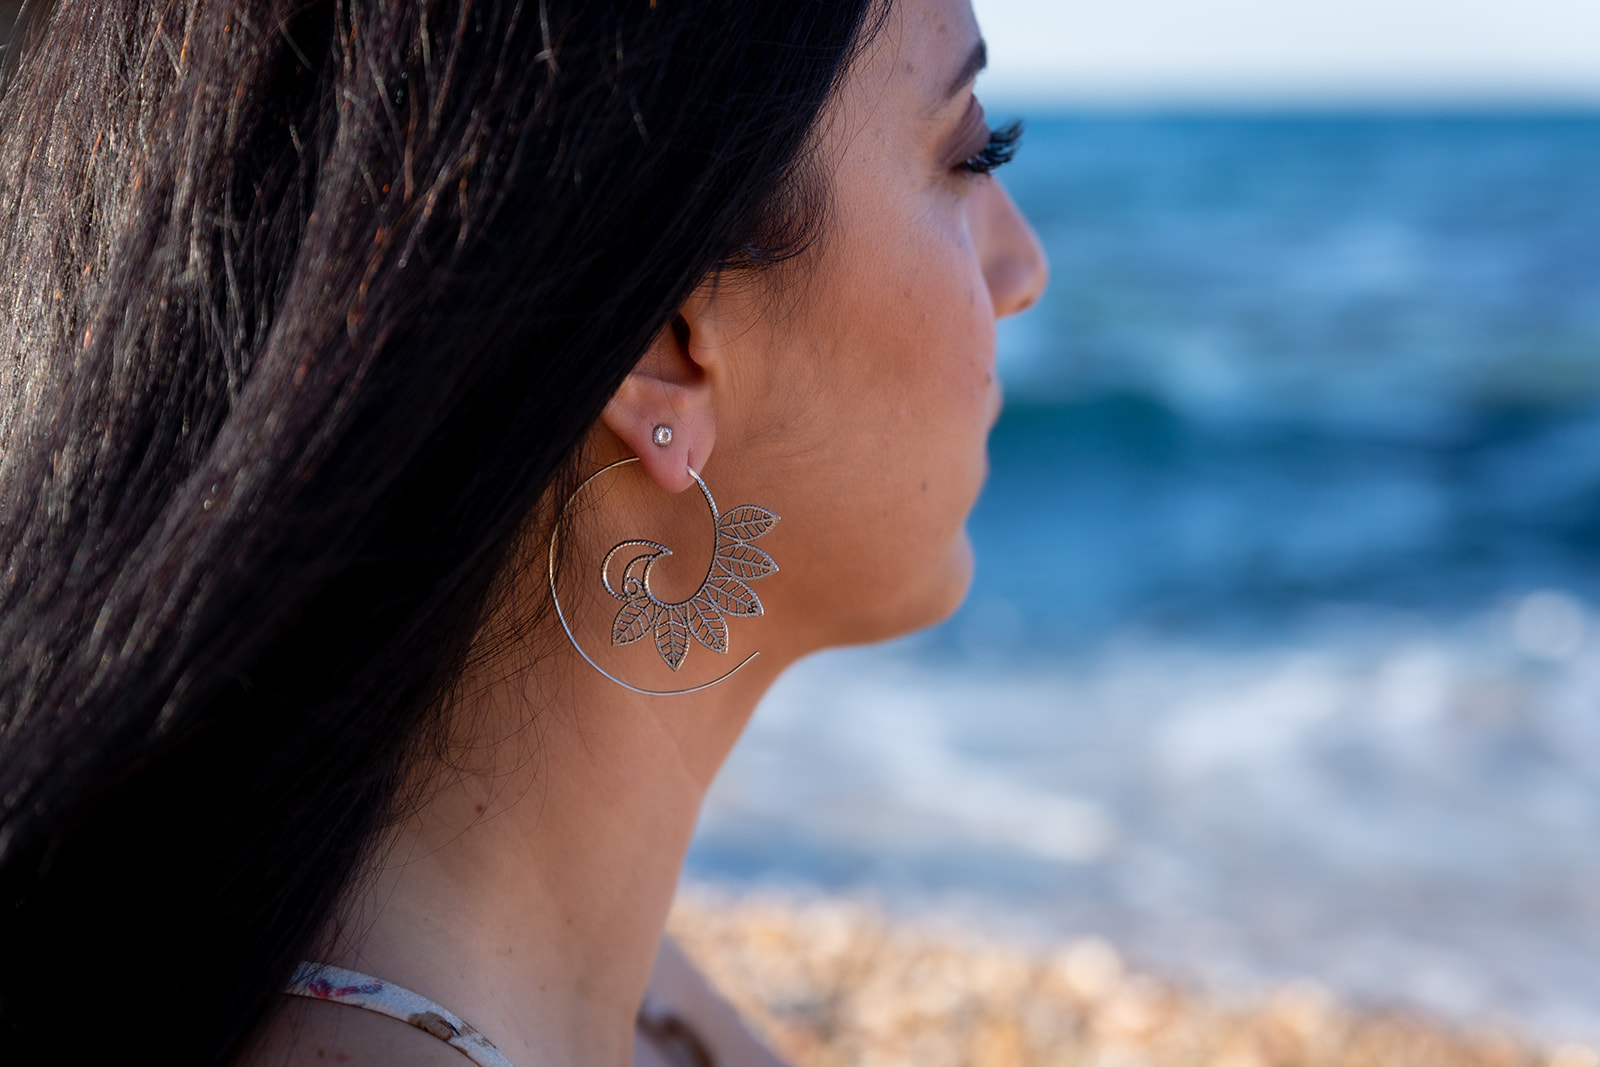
[669,890,1578,1067]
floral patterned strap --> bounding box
[286,962,517,1067]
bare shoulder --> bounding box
[640,937,795,1067]
[234,996,468,1067]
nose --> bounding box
[971,178,1048,319]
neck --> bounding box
[327,648,785,1067]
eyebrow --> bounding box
[945,39,988,101]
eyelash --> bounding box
[961,121,1023,176]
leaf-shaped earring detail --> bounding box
[703,575,763,618]
[584,468,778,674]
[550,460,780,695]
[688,596,730,653]
[715,542,777,580]
[612,596,657,645]
[654,607,690,672]
[718,505,779,543]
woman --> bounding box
[0,0,1045,1062]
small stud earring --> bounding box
[652,425,673,448]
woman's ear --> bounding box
[602,312,717,493]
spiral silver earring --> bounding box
[547,457,780,696]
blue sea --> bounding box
[685,114,1600,1040]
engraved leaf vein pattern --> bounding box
[606,503,780,673]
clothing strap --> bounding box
[286,962,516,1067]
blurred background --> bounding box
[4,0,1593,1052]
[684,0,1600,1046]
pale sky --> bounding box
[973,0,1600,104]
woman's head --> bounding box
[581,0,1047,674]
[0,0,887,1059]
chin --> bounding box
[919,530,977,627]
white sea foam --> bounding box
[690,594,1600,1042]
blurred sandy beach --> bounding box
[671,890,1595,1067]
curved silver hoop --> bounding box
[547,456,780,697]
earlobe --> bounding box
[601,313,717,493]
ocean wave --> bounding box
[691,598,1600,1039]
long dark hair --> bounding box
[0,0,880,1060]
